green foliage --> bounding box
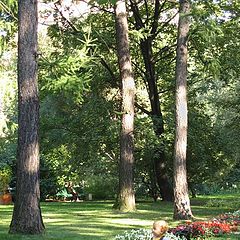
[0,37,17,191]
[0,48,17,137]
[37,10,122,201]
[205,199,240,209]
[40,145,76,190]
[40,156,59,201]
[1,0,239,206]
[0,166,12,193]
[84,175,118,199]
[185,0,240,190]
[202,192,240,210]
[0,0,17,54]
[40,26,96,104]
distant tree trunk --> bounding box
[9,0,45,234]
[130,1,173,201]
[114,0,136,212]
[140,39,173,202]
[173,0,193,220]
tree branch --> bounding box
[153,44,177,64]
[129,0,145,30]
[131,60,146,79]
[99,58,118,87]
[135,102,151,115]
[155,10,178,37]
[150,0,161,36]
[144,0,149,25]
[54,1,79,32]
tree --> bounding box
[185,0,240,193]
[129,0,176,201]
[173,0,193,220]
[9,0,45,234]
[114,0,136,211]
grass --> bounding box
[0,194,239,240]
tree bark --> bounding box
[130,1,173,201]
[9,0,45,234]
[114,0,136,212]
[173,0,193,220]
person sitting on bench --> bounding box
[65,181,79,202]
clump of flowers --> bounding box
[199,220,231,236]
[165,232,188,240]
[213,210,240,229]
[170,220,231,239]
[115,229,186,240]
[115,229,152,240]
[114,210,240,240]
[170,223,205,239]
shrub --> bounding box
[205,199,240,209]
[0,167,12,194]
[84,175,118,200]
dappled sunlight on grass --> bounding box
[108,218,152,227]
[0,193,239,239]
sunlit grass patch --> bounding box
[0,194,239,240]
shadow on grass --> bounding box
[0,193,239,240]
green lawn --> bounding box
[0,194,239,240]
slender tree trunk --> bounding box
[140,34,173,202]
[173,0,193,220]
[130,1,173,201]
[114,0,136,212]
[9,0,45,234]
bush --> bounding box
[205,199,240,209]
[84,175,118,200]
[39,156,60,201]
[0,167,12,194]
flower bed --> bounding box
[170,220,231,239]
[114,210,240,240]
[170,210,239,239]
[213,210,240,227]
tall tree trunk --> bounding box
[114,0,136,212]
[173,0,193,220]
[140,39,173,201]
[9,0,45,234]
[130,1,173,201]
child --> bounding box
[152,220,170,240]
